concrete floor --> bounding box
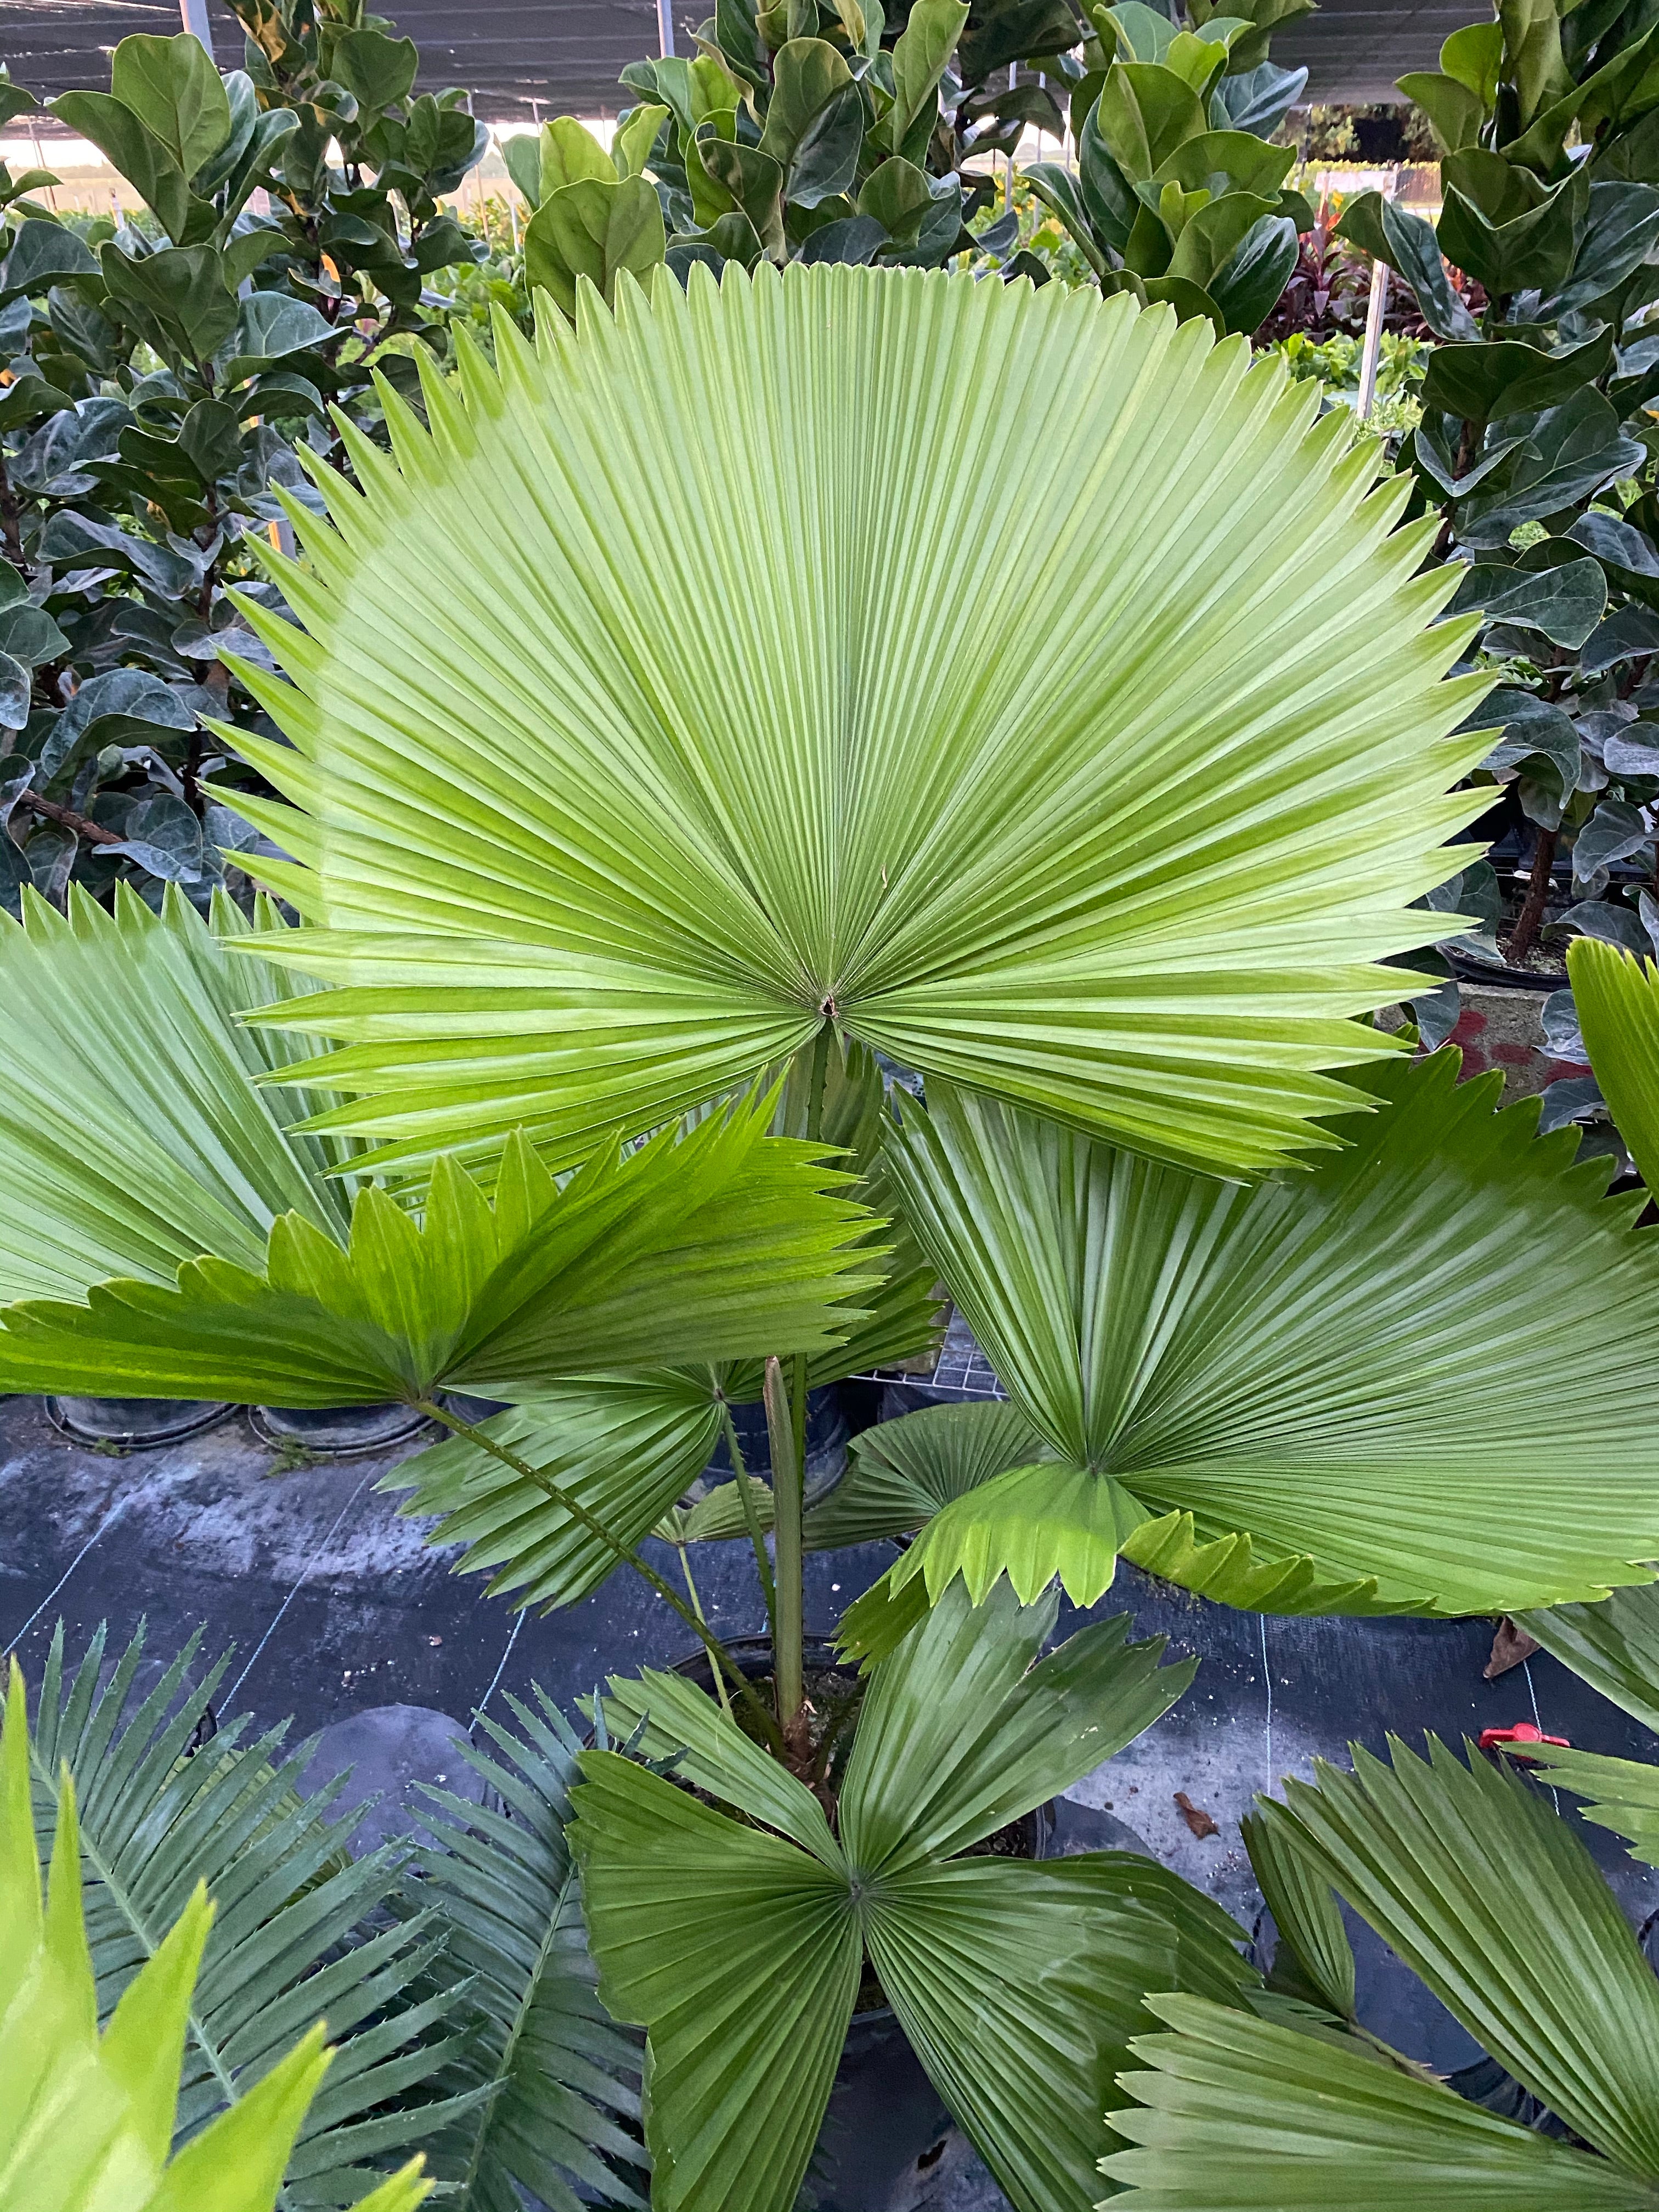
[4,1390,1657,2206]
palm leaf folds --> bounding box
[218,261,1488,1183]
[0,889,877,1406]
[842,1047,1659,1656]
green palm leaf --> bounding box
[804,1400,1052,1548]
[383,1375,725,1611]
[847,1048,1659,1644]
[1524,1745,1659,1869]
[404,1688,645,2210]
[1568,936,1659,1188]
[0,1659,434,2212]
[1252,1736,1659,2176]
[25,1622,466,2208]
[0,884,349,1305]
[1102,1994,1659,2209]
[572,1581,1252,2212]
[217,262,1488,1183]
[1520,1584,1659,1735]
[1238,1807,1354,2019]
[0,1070,877,1410]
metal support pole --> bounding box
[178,0,216,60]
[1356,257,1390,421]
[1355,167,1397,422]
[1005,63,1017,216]
[657,0,676,57]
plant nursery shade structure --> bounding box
[0,0,1476,114]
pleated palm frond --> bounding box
[840,1047,1659,1659]
[0,1661,432,2212]
[382,1034,940,1616]
[17,1622,465,2209]
[1104,1736,1659,2209]
[216,261,1492,1184]
[570,1579,1255,2212]
[0,888,880,1404]
[404,1687,645,2211]
[1521,1583,1659,1736]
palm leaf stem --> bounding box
[668,1531,733,1722]
[412,1397,775,1739]
[722,1402,778,1647]
[776,1026,833,1733]
[764,1355,806,1728]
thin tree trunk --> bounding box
[1506,826,1559,967]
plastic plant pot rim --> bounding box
[248,1402,435,1458]
[45,1396,234,1450]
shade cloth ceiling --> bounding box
[0,0,1455,126]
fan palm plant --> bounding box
[0,1656,431,2212]
[0,879,885,1705]
[194,255,1524,1719]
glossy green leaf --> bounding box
[871,1050,1659,1622]
[219,266,1489,1186]
[1447,555,1607,647]
[882,0,968,154]
[109,33,231,182]
[522,177,666,320]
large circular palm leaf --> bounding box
[224,263,1489,1181]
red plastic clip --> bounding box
[1478,1722,1570,1760]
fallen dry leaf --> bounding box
[1174,1790,1219,1840]
[1485,1618,1541,1680]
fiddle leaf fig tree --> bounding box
[512,0,983,292]
[1024,0,1313,331]
[1365,0,1659,969]
[0,9,492,918]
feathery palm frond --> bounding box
[1,1654,433,2212]
[405,1686,645,2211]
[25,1622,469,2208]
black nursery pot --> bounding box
[670,1635,1044,2211]
[250,1403,432,1457]
[47,1396,232,1449]
[702,1384,849,1503]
